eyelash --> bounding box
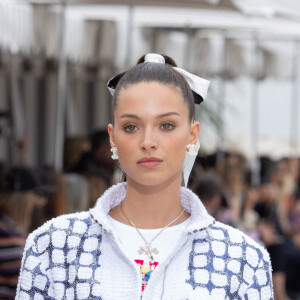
[124,124,137,132]
[160,122,175,131]
[123,122,175,133]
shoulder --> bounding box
[188,222,273,298]
[25,211,101,252]
[207,221,270,265]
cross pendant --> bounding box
[138,243,159,260]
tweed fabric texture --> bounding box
[16,183,273,300]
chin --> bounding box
[127,172,181,188]
[129,177,164,187]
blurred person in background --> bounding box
[193,176,222,217]
[217,152,247,228]
[259,217,300,300]
[217,152,247,196]
[289,189,300,234]
[255,159,298,236]
[66,130,118,208]
[277,158,300,236]
[70,130,116,186]
[255,176,280,228]
[283,188,300,300]
[0,166,47,299]
[238,171,260,242]
[284,228,300,300]
[255,164,287,299]
[193,174,236,226]
[258,220,291,300]
[257,160,300,300]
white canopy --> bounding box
[0,0,299,168]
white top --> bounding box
[108,215,190,263]
[16,183,274,300]
[108,215,190,294]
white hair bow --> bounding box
[107,53,210,104]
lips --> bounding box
[137,157,163,168]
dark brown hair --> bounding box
[111,54,195,122]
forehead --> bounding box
[115,81,188,117]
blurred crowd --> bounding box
[0,130,117,299]
[0,130,299,299]
[190,153,300,300]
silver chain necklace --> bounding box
[120,202,185,262]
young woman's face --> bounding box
[108,81,200,188]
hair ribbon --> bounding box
[107,53,210,104]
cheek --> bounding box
[114,134,136,158]
[170,139,186,154]
[164,131,189,159]
[115,140,134,172]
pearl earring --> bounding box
[186,144,198,156]
[111,147,118,160]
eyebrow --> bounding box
[120,112,180,119]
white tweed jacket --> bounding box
[16,183,274,300]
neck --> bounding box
[110,177,189,229]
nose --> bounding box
[140,127,158,151]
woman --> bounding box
[16,54,273,299]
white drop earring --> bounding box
[186,144,198,156]
[111,147,119,160]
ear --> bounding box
[107,124,116,147]
[189,121,200,145]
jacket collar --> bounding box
[89,182,215,235]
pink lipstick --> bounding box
[137,157,162,168]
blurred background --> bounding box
[0,0,300,299]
